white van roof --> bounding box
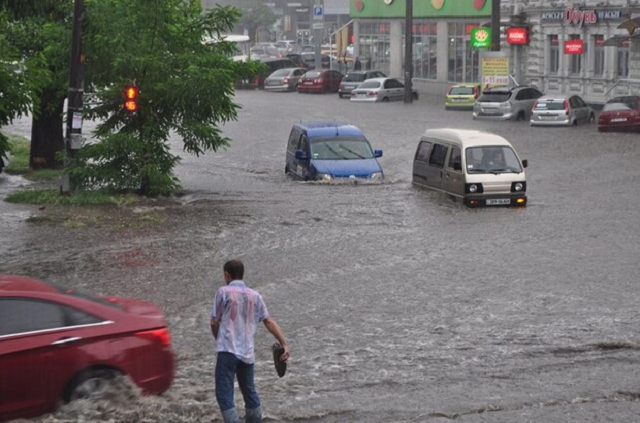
[421,128,512,148]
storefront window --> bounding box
[617,40,629,77]
[549,35,559,74]
[593,35,604,77]
[412,22,437,80]
[358,21,391,75]
[447,23,480,83]
[568,34,582,75]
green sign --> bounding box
[350,0,491,18]
[471,27,491,49]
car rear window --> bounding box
[602,103,632,112]
[304,71,322,78]
[450,87,474,95]
[478,91,511,102]
[534,100,565,110]
[358,80,381,89]
[344,73,366,82]
[271,69,290,77]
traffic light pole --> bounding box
[61,0,85,195]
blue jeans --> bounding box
[215,352,262,423]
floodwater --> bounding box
[2,90,640,422]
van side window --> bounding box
[288,130,300,150]
[298,135,309,153]
[415,141,432,162]
[447,147,461,170]
[428,143,448,168]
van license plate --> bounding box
[486,198,511,205]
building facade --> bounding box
[350,0,640,102]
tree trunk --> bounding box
[30,90,65,170]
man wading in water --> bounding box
[210,259,290,423]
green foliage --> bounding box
[64,0,258,196]
[5,189,137,205]
[1,134,60,179]
[240,0,277,38]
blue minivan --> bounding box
[285,121,384,182]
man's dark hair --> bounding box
[224,259,244,280]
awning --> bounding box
[617,17,640,36]
[603,34,631,46]
[331,20,353,57]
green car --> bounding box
[445,83,480,110]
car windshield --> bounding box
[534,100,565,110]
[602,103,632,112]
[450,87,474,95]
[271,69,290,77]
[465,146,522,174]
[478,91,511,102]
[344,73,366,82]
[358,80,381,89]
[311,137,375,160]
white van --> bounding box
[412,129,528,207]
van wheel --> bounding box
[588,113,595,123]
[572,119,578,126]
[285,165,290,175]
[382,97,389,103]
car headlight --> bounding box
[370,172,384,182]
[514,182,523,191]
[316,173,332,182]
[469,184,478,193]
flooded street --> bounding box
[2,90,640,422]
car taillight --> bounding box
[136,328,171,347]
[564,99,569,115]
[473,86,478,99]
[368,91,377,96]
[283,77,289,83]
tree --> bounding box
[0,0,72,170]
[239,0,277,43]
[67,0,261,195]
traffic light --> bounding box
[124,84,139,113]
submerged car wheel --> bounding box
[589,113,595,123]
[382,97,389,103]
[412,92,418,100]
[65,368,121,402]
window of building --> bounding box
[358,21,391,76]
[411,22,437,80]
[593,35,604,77]
[549,35,559,74]
[617,40,629,77]
[568,34,582,75]
[447,23,480,83]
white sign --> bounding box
[313,22,324,30]
[313,5,323,19]
[72,112,83,130]
[482,75,509,85]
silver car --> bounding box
[264,68,306,92]
[473,86,543,121]
[338,71,386,98]
[350,77,418,102]
[530,94,595,126]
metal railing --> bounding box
[604,78,640,97]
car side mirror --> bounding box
[295,149,307,160]
[522,159,528,168]
[453,162,462,171]
[374,149,383,158]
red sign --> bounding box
[565,39,584,54]
[507,27,528,44]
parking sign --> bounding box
[313,5,323,20]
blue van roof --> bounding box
[295,121,364,138]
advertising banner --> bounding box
[564,39,584,54]
[471,28,491,49]
[480,52,509,87]
[350,0,491,18]
[507,27,528,44]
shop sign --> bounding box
[481,53,509,87]
[541,8,626,27]
[507,27,528,44]
[350,0,490,18]
[471,28,491,49]
[564,39,584,54]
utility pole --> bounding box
[313,0,324,70]
[61,0,85,194]
[403,0,413,103]
[491,0,501,51]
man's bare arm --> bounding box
[210,318,219,339]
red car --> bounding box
[598,95,640,132]
[297,69,343,93]
[0,275,175,422]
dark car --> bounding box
[598,95,640,132]
[338,70,387,98]
[473,86,543,121]
[299,52,331,69]
[297,69,343,93]
[0,274,175,422]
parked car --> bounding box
[300,52,331,69]
[530,94,595,126]
[445,83,480,110]
[598,95,640,133]
[338,70,387,98]
[412,129,528,207]
[285,121,384,182]
[350,77,418,102]
[297,69,343,93]
[286,53,307,68]
[264,67,306,92]
[252,58,297,89]
[473,86,543,121]
[0,274,175,422]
